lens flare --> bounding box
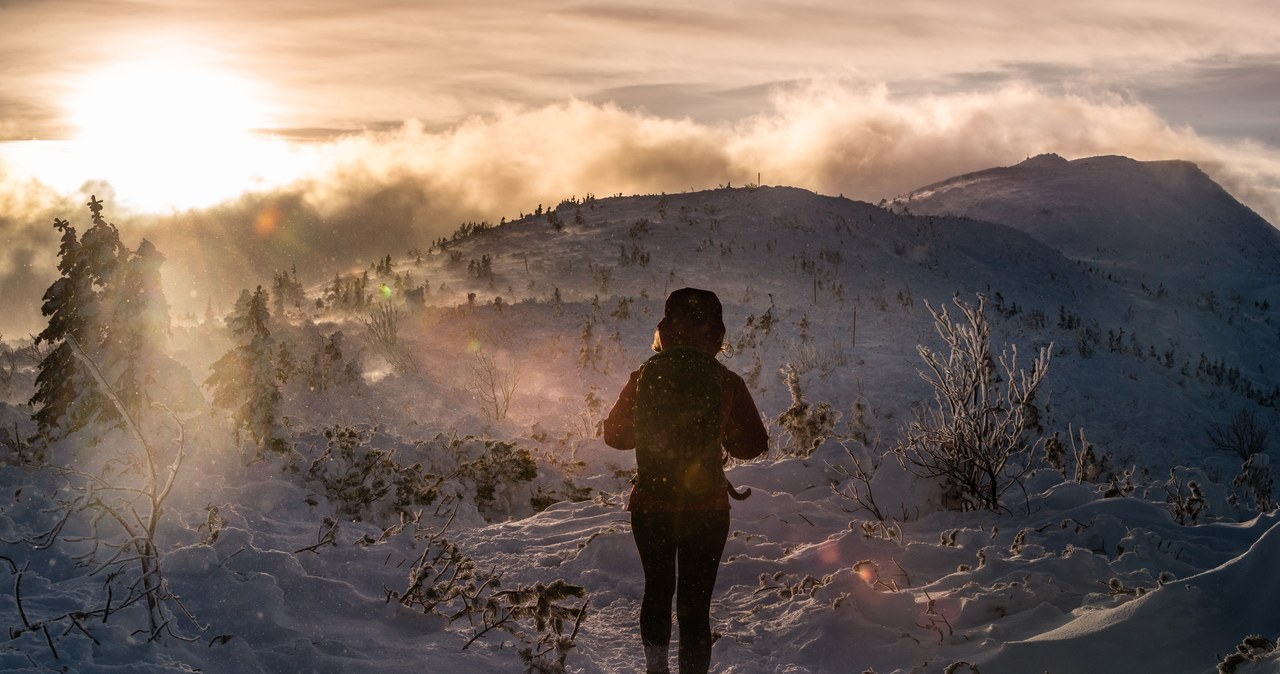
[817,541,841,565]
[255,203,280,237]
[854,561,878,585]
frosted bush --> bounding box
[1232,453,1274,513]
[896,294,1051,511]
[301,424,441,524]
[775,364,838,458]
[459,439,539,519]
[1164,468,1207,525]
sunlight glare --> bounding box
[854,561,877,585]
[58,55,306,211]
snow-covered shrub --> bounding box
[460,440,539,518]
[1231,453,1274,513]
[1045,426,1110,482]
[1074,322,1101,358]
[858,520,902,542]
[389,517,588,673]
[756,570,834,601]
[896,294,1051,511]
[392,527,484,615]
[775,364,837,458]
[732,307,776,354]
[1102,465,1137,498]
[1217,634,1279,673]
[473,579,588,673]
[301,424,441,523]
[530,481,594,513]
[787,336,848,374]
[1164,468,1207,525]
[1044,427,1134,497]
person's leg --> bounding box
[674,509,730,674]
[632,511,678,672]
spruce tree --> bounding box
[205,286,285,455]
[29,196,127,444]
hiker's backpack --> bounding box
[633,346,725,501]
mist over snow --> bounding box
[2,155,1280,673]
[5,81,1280,338]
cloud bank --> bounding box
[2,81,1278,337]
[287,80,1280,224]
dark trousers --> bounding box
[631,509,731,674]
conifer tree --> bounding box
[205,286,286,455]
[99,239,171,422]
[29,196,127,443]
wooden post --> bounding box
[851,309,857,351]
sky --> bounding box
[2,0,1280,333]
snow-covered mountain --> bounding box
[900,153,1280,298]
[2,157,1279,673]
[380,179,1277,470]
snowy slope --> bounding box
[901,153,1280,298]
[401,184,1278,470]
[2,165,1280,674]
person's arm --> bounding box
[603,369,641,450]
[722,370,768,460]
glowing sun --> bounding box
[60,53,301,211]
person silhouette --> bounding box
[604,288,768,674]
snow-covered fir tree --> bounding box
[29,196,127,445]
[205,286,286,455]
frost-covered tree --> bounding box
[304,331,360,392]
[205,286,286,455]
[896,294,1052,511]
[271,266,305,316]
[29,220,88,443]
[29,196,127,444]
[97,239,171,423]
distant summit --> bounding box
[902,154,1280,293]
[1015,153,1068,169]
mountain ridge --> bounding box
[361,167,1278,471]
[899,153,1280,296]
